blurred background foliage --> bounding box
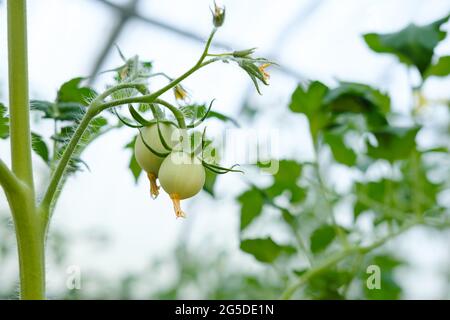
[0,0,450,299]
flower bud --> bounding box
[233,48,256,58]
[211,1,225,28]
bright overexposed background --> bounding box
[0,0,449,299]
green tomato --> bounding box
[158,151,205,218]
[134,123,175,175]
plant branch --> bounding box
[154,99,186,129]
[197,29,217,65]
[312,142,349,248]
[95,59,217,113]
[0,158,22,193]
[39,109,95,217]
[280,220,417,299]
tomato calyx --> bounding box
[170,194,186,218]
[147,172,160,199]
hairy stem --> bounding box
[40,108,95,219]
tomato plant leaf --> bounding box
[310,225,336,253]
[31,132,49,164]
[289,81,328,117]
[31,100,86,121]
[367,126,419,162]
[306,269,351,299]
[363,14,450,75]
[289,81,331,139]
[323,131,357,166]
[363,255,404,299]
[238,188,264,230]
[264,160,305,203]
[182,103,239,127]
[240,237,296,263]
[125,137,142,183]
[424,56,450,78]
[57,77,97,106]
[324,82,390,115]
[0,103,9,139]
[203,169,217,196]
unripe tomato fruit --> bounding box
[158,151,206,217]
[134,123,176,198]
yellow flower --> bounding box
[173,85,189,101]
[258,63,271,83]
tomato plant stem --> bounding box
[7,0,34,190]
[6,0,45,299]
[40,109,95,217]
[10,191,45,300]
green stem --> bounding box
[154,99,186,129]
[7,0,45,300]
[96,60,216,113]
[40,108,95,218]
[7,0,34,190]
[0,159,21,193]
[281,247,357,300]
[280,221,417,299]
[9,192,45,300]
[312,143,349,248]
[198,29,217,64]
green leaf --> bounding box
[85,116,108,139]
[364,14,450,75]
[310,225,336,253]
[353,166,440,222]
[57,77,97,106]
[238,188,264,231]
[181,104,208,120]
[367,126,419,162]
[289,81,329,117]
[203,170,217,196]
[240,237,296,263]
[324,82,390,116]
[208,111,240,127]
[182,103,239,127]
[125,137,142,183]
[288,81,330,139]
[264,160,305,203]
[364,254,404,299]
[31,132,49,164]
[0,103,9,139]
[424,56,450,78]
[31,100,86,121]
[323,131,357,166]
[306,269,351,299]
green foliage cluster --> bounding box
[236,14,450,299]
